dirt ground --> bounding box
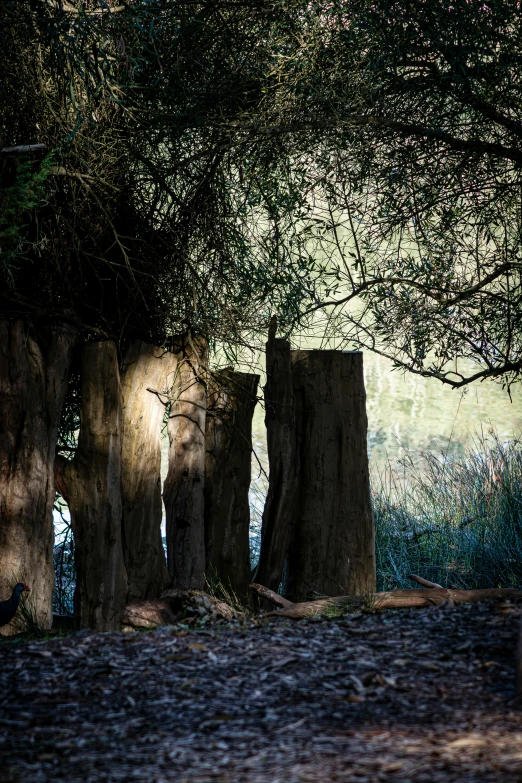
[2,601,522,782]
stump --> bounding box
[164,333,208,589]
[120,341,176,600]
[254,335,298,595]
[285,350,375,601]
[55,341,127,631]
[0,319,77,634]
[205,369,259,601]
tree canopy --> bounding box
[2,0,522,388]
[0,0,320,349]
[274,0,522,388]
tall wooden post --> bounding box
[0,320,77,634]
[515,620,522,699]
[253,334,298,594]
[164,333,208,589]
[120,341,176,601]
[285,350,375,601]
[205,369,259,601]
[55,341,127,631]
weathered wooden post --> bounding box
[253,327,298,594]
[120,341,176,601]
[515,620,522,699]
[163,333,208,589]
[285,350,375,601]
[0,319,77,634]
[55,341,127,631]
[205,369,259,601]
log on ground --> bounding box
[250,583,522,619]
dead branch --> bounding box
[1,144,47,154]
[250,583,522,619]
[249,583,294,609]
[407,574,443,589]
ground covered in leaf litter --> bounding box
[1,602,522,783]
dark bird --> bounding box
[0,583,30,628]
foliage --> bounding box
[373,432,522,591]
[0,150,58,274]
[4,0,522,386]
[0,0,324,348]
[263,0,522,388]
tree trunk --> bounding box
[205,369,259,601]
[285,350,375,601]
[120,341,176,601]
[164,334,208,589]
[0,319,77,635]
[515,618,522,699]
[253,337,298,594]
[56,341,127,631]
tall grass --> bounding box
[373,431,522,591]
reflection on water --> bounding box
[363,353,522,469]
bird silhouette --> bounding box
[0,583,30,628]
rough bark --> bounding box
[122,589,240,629]
[250,583,522,618]
[253,336,298,594]
[56,341,127,631]
[516,619,522,698]
[122,599,180,630]
[285,350,376,601]
[120,341,176,601]
[0,319,77,635]
[164,334,208,589]
[205,369,259,601]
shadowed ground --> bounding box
[1,602,522,782]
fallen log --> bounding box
[250,583,522,619]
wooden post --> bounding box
[120,341,176,601]
[205,369,259,601]
[515,619,522,699]
[164,334,208,589]
[55,342,127,631]
[253,334,298,594]
[0,320,77,634]
[285,350,375,601]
